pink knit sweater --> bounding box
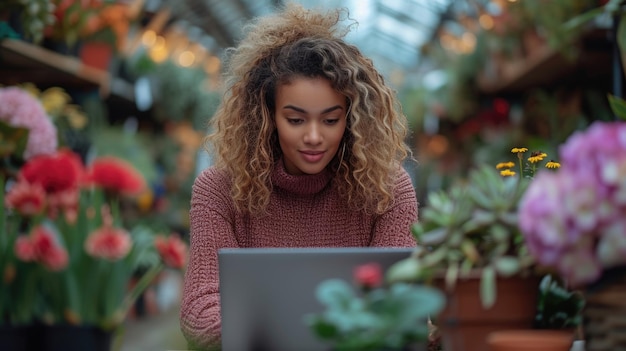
[179,161,418,349]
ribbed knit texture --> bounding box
[180,161,418,349]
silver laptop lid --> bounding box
[218,247,415,351]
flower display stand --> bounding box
[434,274,540,351]
[0,324,113,351]
[0,324,32,351]
[39,325,114,351]
[583,267,626,351]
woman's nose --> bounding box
[303,123,322,145]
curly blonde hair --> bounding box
[206,2,412,215]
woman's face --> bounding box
[274,77,347,175]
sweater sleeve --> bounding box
[370,168,419,247]
[180,168,238,350]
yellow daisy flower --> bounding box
[496,162,515,169]
[528,151,546,163]
[546,161,561,169]
[500,169,516,177]
[511,147,528,154]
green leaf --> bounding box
[316,279,356,308]
[306,317,339,339]
[480,266,496,309]
[608,93,626,121]
[386,257,424,283]
[420,227,448,245]
[493,256,521,277]
[389,283,446,319]
[445,262,459,291]
[0,120,29,159]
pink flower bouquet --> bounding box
[518,121,626,287]
[0,148,188,329]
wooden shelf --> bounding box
[477,28,613,95]
[0,39,134,102]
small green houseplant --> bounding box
[305,262,445,351]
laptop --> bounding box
[218,247,415,351]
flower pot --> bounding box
[40,324,113,351]
[487,329,574,351]
[434,274,541,351]
[583,266,626,351]
[79,42,113,71]
[0,324,39,351]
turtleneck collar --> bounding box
[272,159,333,196]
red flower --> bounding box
[85,225,132,261]
[29,226,69,271]
[19,149,85,195]
[40,246,69,272]
[86,157,146,196]
[14,236,37,262]
[354,262,383,289]
[46,187,80,222]
[154,234,188,269]
[5,180,46,216]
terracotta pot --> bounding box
[79,42,113,71]
[434,274,541,351]
[487,329,574,351]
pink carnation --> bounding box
[40,246,70,272]
[28,225,69,271]
[14,236,38,262]
[5,180,47,216]
[85,225,132,261]
[0,87,58,160]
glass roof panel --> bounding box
[178,0,453,87]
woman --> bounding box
[180,3,418,349]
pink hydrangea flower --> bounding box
[519,121,626,287]
[0,87,58,160]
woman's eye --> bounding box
[324,119,339,125]
[287,118,303,125]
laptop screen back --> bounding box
[218,247,415,351]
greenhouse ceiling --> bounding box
[156,0,455,85]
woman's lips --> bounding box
[300,150,325,163]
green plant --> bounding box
[388,165,533,309]
[534,275,585,330]
[0,0,56,43]
[305,262,445,351]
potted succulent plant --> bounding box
[387,162,545,351]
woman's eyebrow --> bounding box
[282,105,344,114]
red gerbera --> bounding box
[86,156,146,196]
[154,234,188,269]
[29,225,69,271]
[19,148,85,195]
